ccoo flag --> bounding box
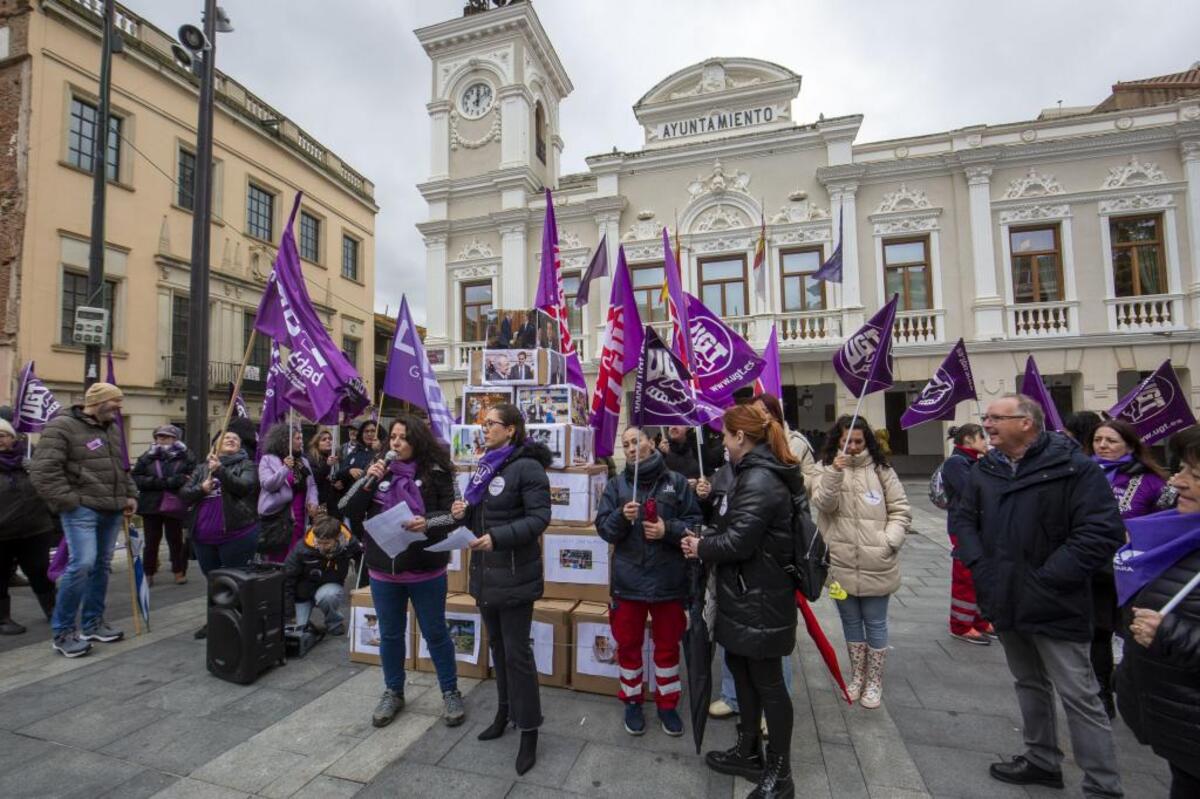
[1108,359,1196,445]
[13,361,62,434]
[1020,356,1065,432]
[833,295,898,397]
[383,295,455,442]
[900,339,977,429]
[754,324,782,398]
[632,326,722,429]
[589,246,643,458]
[684,292,764,407]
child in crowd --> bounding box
[283,514,361,635]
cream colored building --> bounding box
[417,4,1200,472]
[0,0,377,449]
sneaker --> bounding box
[52,632,92,658]
[174,572,188,585]
[951,629,991,646]
[708,699,737,719]
[80,621,124,643]
[372,689,404,727]
[658,708,684,737]
[623,702,646,736]
[443,690,465,727]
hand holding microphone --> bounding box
[363,450,397,492]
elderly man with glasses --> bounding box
[951,394,1126,798]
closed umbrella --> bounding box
[797,590,851,704]
[682,558,715,753]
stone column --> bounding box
[965,165,1006,339]
[1181,141,1200,327]
[427,100,451,181]
[500,224,528,308]
[424,234,449,342]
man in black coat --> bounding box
[952,394,1125,797]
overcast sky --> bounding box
[123,0,1200,326]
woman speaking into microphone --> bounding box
[450,403,551,776]
[346,415,464,731]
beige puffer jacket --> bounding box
[786,428,819,497]
[811,453,911,596]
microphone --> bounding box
[362,450,398,493]
[337,450,397,512]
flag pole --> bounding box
[840,380,871,458]
[213,329,257,456]
[1161,570,1200,615]
[695,426,705,477]
[123,517,142,637]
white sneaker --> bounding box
[708,699,737,719]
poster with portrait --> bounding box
[450,424,487,465]
[484,309,560,352]
[526,423,567,468]
[461,388,513,426]
[351,606,381,657]
[570,426,594,465]
[481,349,539,386]
[515,385,589,426]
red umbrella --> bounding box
[796,590,851,704]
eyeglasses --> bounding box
[482,419,508,429]
[978,414,1029,423]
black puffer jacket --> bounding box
[0,446,56,540]
[132,445,197,516]
[350,464,458,575]
[179,451,259,532]
[1116,548,1200,778]
[596,452,703,603]
[951,433,1125,642]
[698,443,800,658]
[283,524,363,603]
[463,441,552,608]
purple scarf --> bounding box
[0,447,25,471]
[1092,454,1134,484]
[1115,508,1200,606]
[373,458,425,515]
[464,444,516,505]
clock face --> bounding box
[460,82,494,119]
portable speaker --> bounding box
[206,566,286,684]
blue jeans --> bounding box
[194,530,258,576]
[370,574,457,695]
[718,644,794,711]
[52,506,122,636]
[836,594,891,650]
[296,583,346,628]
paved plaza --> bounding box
[0,486,1172,798]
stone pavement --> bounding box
[0,485,1173,798]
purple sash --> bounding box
[464,444,515,505]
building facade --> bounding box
[0,0,377,449]
[417,3,1200,472]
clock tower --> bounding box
[415,1,573,350]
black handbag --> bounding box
[784,490,829,602]
[256,508,294,554]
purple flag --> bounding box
[574,235,609,308]
[1115,509,1200,605]
[259,343,288,448]
[253,192,368,424]
[383,295,454,442]
[1021,356,1065,432]
[833,295,898,397]
[590,246,643,458]
[1108,360,1197,445]
[632,326,722,428]
[754,324,782,398]
[813,205,843,284]
[228,383,249,419]
[105,352,130,470]
[534,189,587,391]
[13,361,62,434]
[662,228,694,367]
[900,339,978,429]
[684,292,764,407]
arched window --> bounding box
[534,101,546,165]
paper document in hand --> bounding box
[363,501,426,559]
[425,527,478,552]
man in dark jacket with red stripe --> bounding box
[952,394,1125,798]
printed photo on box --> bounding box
[545,533,609,584]
[516,385,589,426]
[482,349,539,386]
[560,548,593,570]
[462,388,513,426]
[451,424,487,464]
[532,620,555,676]
[547,350,566,385]
[484,308,559,351]
[421,611,482,664]
[352,607,381,655]
[577,621,620,677]
[570,426,594,465]
[448,619,477,656]
[526,423,566,467]
[549,486,571,507]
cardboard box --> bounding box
[515,384,590,427]
[469,348,565,387]
[349,587,416,669]
[417,592,489,679]
[548,466,609,526]
[526,423,570,468]
[446,547,468,594]
[542,526,611,604]
[569,426,594,466]
[569,601,656,697]
[533,599,577,688]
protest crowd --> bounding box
[3,188,1199,799]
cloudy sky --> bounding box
[123,0,1200,325]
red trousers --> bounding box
[609,598,686,709]
[949,534,988,634]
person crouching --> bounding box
[596,426,702,737]
[284,515,361,636]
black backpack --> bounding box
[783,486,829,602]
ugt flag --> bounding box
[1116,509,1200,606]
[228,383,249,419]
[833,295,898,397]
[684,293,764,407]
[383,295,455,442]
[534,189,587,391]
[900,339,977,429]
[1021,356,1064,432]
[590,246,643,459]
[13,361,62,433]
[754,324,782,398]
[632,326,722,429]
[254,192,368,424]
[1108,360,1196,445]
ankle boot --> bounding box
[860,647,887,709]
[748,750,794,799]
[477,704,509,741]
[845,641,868,701]
[704,723,765,779]
[515,729,537,775]
[0,598,25,635]
[36,591,56,622]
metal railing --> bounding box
[160,356,267,391]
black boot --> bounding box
[515,729,537,776]
[477,704,509,741]
[748,750,794,799]
[704,724,765,780]
[36,591,55,622]
[0,598,25,635]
